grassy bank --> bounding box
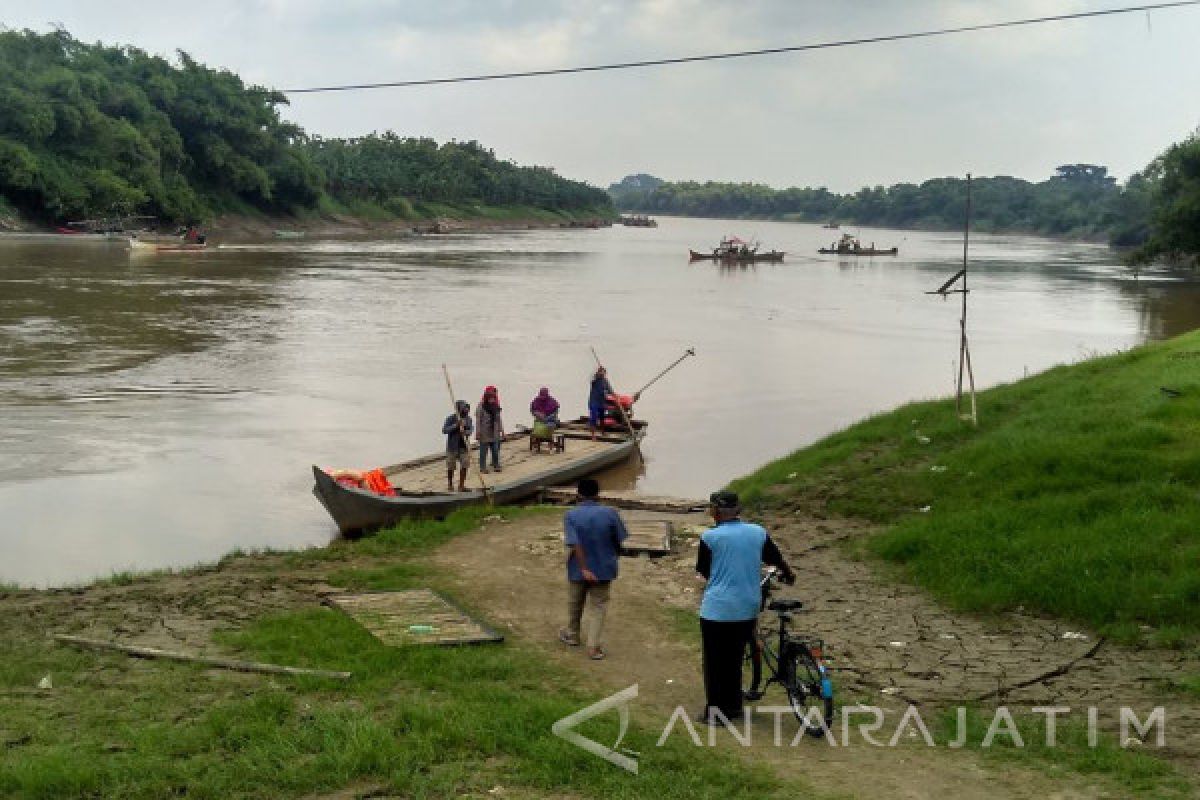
[0,508,821,800]
[731,331,1200,643]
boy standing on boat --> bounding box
[560,478,628,660]
[443,400,473,492]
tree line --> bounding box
[0,29,610,225]
[610,146,1200,264]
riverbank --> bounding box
[0,201,616,238]
[617,208,1112,243]
[731,328,1200,646]
[3,334,1199,795]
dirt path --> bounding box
[430,509,1198,798]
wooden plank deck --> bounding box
[324,589,503,646]
[384,433,617,494]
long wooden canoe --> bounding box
[312,418,646,534]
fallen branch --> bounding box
[52,634,352,681]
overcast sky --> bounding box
[5,1,1200,191]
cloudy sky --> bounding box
[5,1,1200,191]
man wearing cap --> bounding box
[442,400,473,492]
[559,478,629,660]
[696,489,794,725]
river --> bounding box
[3,217,1198,586]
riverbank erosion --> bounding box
[3,335,1200,796]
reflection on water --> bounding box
[2,219,1198,586]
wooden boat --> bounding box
[620,215,658,227]
[688,248,785,263]
[817,245,897,256]
[128,236,207,253]
[273,230,305,239]
[312,418,646,534]
[818,232,897,256]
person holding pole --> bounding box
[587,366,613,440]
[442,400,473,492]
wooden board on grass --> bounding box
[324,589,503,646]
[621,520,673,556]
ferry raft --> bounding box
[689,236,785,263]
[312,418,646,534]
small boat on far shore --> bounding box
[273,230,305,239]
[620,214,658,227]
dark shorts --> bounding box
[588,403,605,428]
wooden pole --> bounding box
[441,364,491,498]
[960,174,978,426]
[589,347,643,459]
[53,634,352,681]
[632,347,696,400]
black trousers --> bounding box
[700,617,756,720]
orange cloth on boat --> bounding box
[362,468,396,496]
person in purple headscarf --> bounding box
[530,387,561,428]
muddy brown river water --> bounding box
[3,217,1199,586]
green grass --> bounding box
[0,508,827,800]
[927,707,1190,797]
[730,332,1200,642]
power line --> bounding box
[282,1,1200,94]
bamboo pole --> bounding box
[53,634,352,681]
[632,347,696,399]
[441,364,491,498]
[959,174,978,426]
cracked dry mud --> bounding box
[433,509,1200,798]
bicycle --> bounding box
[742,567,835,737]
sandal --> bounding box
[558,629,580,646]
[588,647,605,660]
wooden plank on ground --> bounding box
[324,589,503,646]
[621,520,673,556]
[539,488,705,513]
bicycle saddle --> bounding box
[768,599,803,612]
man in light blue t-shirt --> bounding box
[695,490,793,725]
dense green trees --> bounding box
[305,134,608,213]
[1132,134,1200,263]
[0,30,323,222]
[0,30,609,225]
[610,165,1130,238]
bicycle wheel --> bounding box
[783,646,834,737]
[742,635,764,702]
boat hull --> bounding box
[312,426,643,535]
[689,249,785,262]
[817,247,898,256]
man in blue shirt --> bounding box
[695,490,793,725]
[559,478,629,660]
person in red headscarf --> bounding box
[475,385,505,473]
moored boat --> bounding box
[312,417,646,534]
[273,230,305,239]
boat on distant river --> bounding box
[818,233,897,256]
[689,236,785,263]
